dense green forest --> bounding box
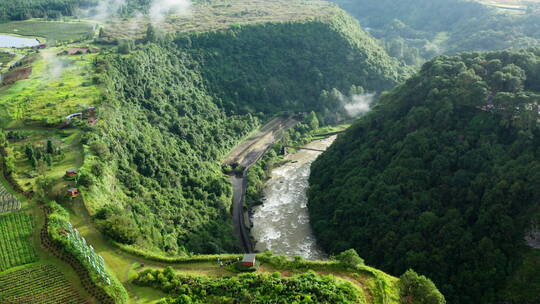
[178,12,409,120]
[87,43,257,254]
[331,0,540,65]
[0,0,159,21]
[83,14,405,255]
[0,0,96,21]
[308,49,540,303]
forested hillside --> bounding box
[181,12,407,118]
[85,43,256,254]
[331,0,540,65]
[82,12,406,255]
[308,49,540,303]
[0,0,97,21]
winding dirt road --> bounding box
[224,115,299,253]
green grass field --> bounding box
[7,127,84,193]
[0,264,88,304]
[0,20,95,43]
[0,50,100,124]
[0,48,98,192]
[0,212,37,271]
[0,52,15,66]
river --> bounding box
[251,136,336,260]
[0,34,40,48]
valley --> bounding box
[224,115,299,253]
[251,136,337,260]
[0,0,538,303]
[0,1,417,303]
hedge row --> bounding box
[43,202,128,304]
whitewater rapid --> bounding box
[251,136,336,260]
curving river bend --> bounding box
[251,136,336,260]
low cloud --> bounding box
[42,51,69,80]
[149,0,192,25]
[81,0,127,21]
[340,93,376,117]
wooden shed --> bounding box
[67,187,80,197]
[66,168,78,177]
[241,254,256,267]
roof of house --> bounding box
[66,113,83,119]
[61,47,98,55]
[66,168,77,173]
[67,187,78,192]
[241,254,256,263]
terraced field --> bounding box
[0,264,89,304]
[0,183,20,213]
[0,212,37,271]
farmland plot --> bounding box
[0,212,37,271]
[0,264,89,304]
[0,184,20,213]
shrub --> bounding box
[98,215,138,244]
[336,249,365,268]
[399,269,446,304]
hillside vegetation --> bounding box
[331,0,540,65]
[104,0,340,39]
[83,9,407,256]
[127,251,444,304]
[181,11,408,118]
[308,49,540,303]
[0,0,97,21]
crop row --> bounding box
[0,264,89,304]
[0,212,37,271]
[0,184,20,213]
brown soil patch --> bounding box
[2,65,32,85]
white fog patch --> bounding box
[149,0,192,25]
[80,0,127,21]
[526,221,540,249]
[42,51,69,80]
[339,92,376,117]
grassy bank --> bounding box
[0,20,95,43]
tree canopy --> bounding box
[308,49,540,304]
[84,15,405,255]
[331,0,540,65]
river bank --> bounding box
[251,136,336,259]
[223,115,300,253]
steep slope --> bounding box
[181,11,407,116]
[81,8,407,255]
[308,49,540,303]
[330,0,540,65]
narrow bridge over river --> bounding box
[283,146,326,153]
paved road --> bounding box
[230,176,253,253]
[224,115,298,253]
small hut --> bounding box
[67,187,80,197]
[65,168,78,178]
[85,106,96,115]
[241,254,256,267]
